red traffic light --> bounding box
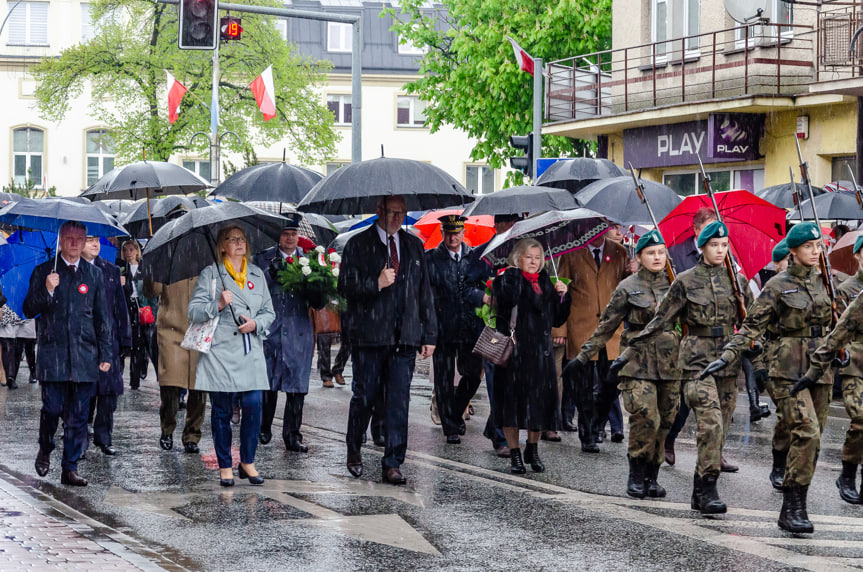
[220,17,243,41]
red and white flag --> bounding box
[250,65,277,121]
[165,71,187,125]
[507,36,534,76]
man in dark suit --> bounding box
[24,221,112,486]
[426,215,490,444]
[82,236,132,456]
[339,195,437,485]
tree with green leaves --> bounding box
[32,0,338,171]
[384,0,611,184]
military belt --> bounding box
[624,321,645,331]
[777,326,827,338]
[687,325,735,337]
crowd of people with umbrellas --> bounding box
[1,151,863,534]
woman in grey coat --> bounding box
[188,226,276,487]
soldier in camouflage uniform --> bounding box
[610,221,745,515]
[800,234,863,506]
[702,222,832,533]
[568,230,680,499]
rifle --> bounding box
[696,154,747,323]
[795,137,840,328]
[789,167,806,223]
[848,165,863,210]
[629,162,676,285]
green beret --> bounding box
[696,221,729,248]
[854,235,863,255]
[771,239,789,263]
[635,229,665,254]
[786,222,821,248]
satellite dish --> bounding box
[724,0,771,24]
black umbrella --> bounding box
[93,199,137,218]
[210,160,323,204]
[461,185,577,217]
[786,191,863,221]
[120,195,210,237]
[0,193,23,207]
[296,156,474,214]
[535,158,626,194]
[329,224,423,255]
[757,182,825,209]
[574,176,682,226]
[141,203,288,285]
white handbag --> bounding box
[181,278,220,354]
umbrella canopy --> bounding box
[296,156,474,214]
[461,186,577,217]
[535,158,626,194]
[0,193,23,207]
[480,208,611,268]
[658,190,786,279]
[93,199,137,218]
[120,195,210,237]
[756,182,826,209]
[787,191,863,221]
[0,197,129,237]
[574,176,682,226]
[80,161,210,201]
[823,181,862,193]
[141,202,288,285]
[210,162,323,204]
[829,229,863,276]
[413,209,495,250]
[244,201,335,244]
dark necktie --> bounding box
[454,252,460,263]
[67,264,77,274]
[389,236,399,276]
[593,248,601,270]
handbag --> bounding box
[472,306,518,367]
[181,278,220,354]
[0,305,21,328]
[138,305,155,325]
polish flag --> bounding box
[507,36,534,77]
[250,65,277,121]
[166,71,187,125]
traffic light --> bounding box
[179,0,218,50]
[509,133,534,179]
[220,16,242,41]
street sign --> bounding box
[536,158,563,179]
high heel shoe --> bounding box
[239,464,264,485]
[219,470,234,487]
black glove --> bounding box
[790,375,815,396]
[699,358,729,380]
[834,350,851,368]
[754,369,768,392]
[562,358,586,379]
[742,342,763,360]
[607,355,628,380]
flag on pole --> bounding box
[250,65,277,121]
[507,36,534,77]
[166,71,188,125]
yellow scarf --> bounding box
[223,257,247,290]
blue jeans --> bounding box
[210,390,262,469]
[40,381,96,472]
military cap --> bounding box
[635,229,665,254]
[281,213,302,229]
[493,213,522,224]
[439,214,467,233]
[854,234,863,255]
[696,220,729,248]
[786,221,822,248]
[771,239,790,263]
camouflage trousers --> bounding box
[619,377,680,465]
[683,375,737,478]
[840,376,863,464]
[772,379,831,487]
[764,378,791,453]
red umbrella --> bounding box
[658,190,786,279]
[829,229,863,276]
[414,208,496,250]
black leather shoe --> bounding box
[540,431,561,442]
[7,379,17,389]
[446,434,461,445]
[29,375,37,384]
[372,434,386,447]
[691,473,726,514]
[720,457,739,473]
[581,442,600,453]
[35,451,50,477]
[524,443,545,473]
[61,470,88,486]
[837,461,861,504]
[183,442,199,454]
[130,381,140,390]
[97,444,117,456]
[457,424,466,436]
[778,486,813,533]
[561,422,577,432]
[285,440,309,453]
[238,464,264,485]
[220,477,235,487]
[347,453,363,478]
[382,467,406,485]
[611,432,624,443]
[510,448,526,474]
[627,456,646,499]
[259,432,272,445]
[159,433,173,451]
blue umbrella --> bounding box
[349,212,419,230]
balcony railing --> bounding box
[545,22,814,123]
[818,2,863,74]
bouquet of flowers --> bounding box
[276,246,341,302]
[475,278,496,329]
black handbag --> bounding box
[472,307,518,366]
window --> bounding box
[832,156,857,183]
[183,160,211,182]
[86,130,115,186]
[663,169,732,197]
[396,96,427,127]
[326,162,346,175]
[326,94,352,126]
[81,3,94,41]
[651,0,699,59]
[465,165,495,195]
[6,2,49,46]
[13,127,44,186]
[397,35,424,56]
[327,22,352,53]
[735,1,793,46]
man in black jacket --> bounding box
[339,195,437,485]
[426,215,490,444]
[23,221,112,486]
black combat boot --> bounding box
[778,486,813,533]
[523,443,545,473]
[510,448,526,474]
[644,462,667,498]
[692,473,727,514]
[627,456,646,498]
[769,449,786,490]
[836,461,861,504]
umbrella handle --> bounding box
[203,230,241,326]
[53,234,60,272]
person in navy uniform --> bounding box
[254,215,328,452]
[339,195,437,485]
[82,236,132,456]
[24,221,112,486]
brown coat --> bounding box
[553,238,629,360]
[143,278,199,389]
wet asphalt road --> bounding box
[0,358,862,571]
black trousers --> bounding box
[261,390,306,445]
[565,349,616,445]
[40,381,96,472]
[317,333,351,380]
[87,394,118,447]
[1,338,36,383]
[432,342,483,437]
